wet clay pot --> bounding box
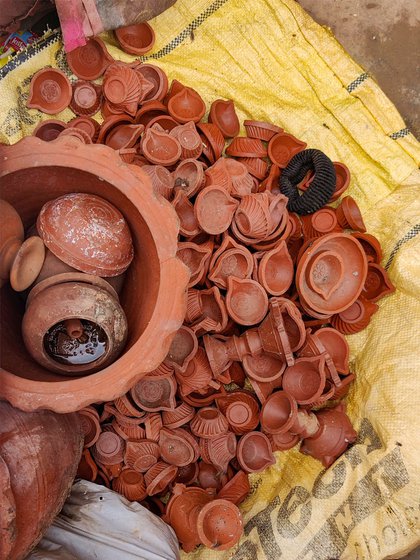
[67,37,113,80]
[300,405,357,467]
[115,22,156,55]
[0,137,188,412]
[208,99,240,138]
[27,68,72,115]
[0,400,83,560]
[197,499,243,550]
[236,431,276,473]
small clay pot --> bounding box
[33,119,67,141]
[226,277,269,326]
[282,355,327,405]
[135,100,168,126]
[173,158,206,198]
[236,431,276,473]
[185,286,228,333]
[146,114,180,132]
[37,193,133,276]
[170,121,203,160]
[260,390,297,434]
[114,394,145,418]
[244,120,282,142]
[27,68,72,114]
[141,164,174,200]
[197,499,243,551]
[141,126,181,166]
[69,116,100,141]
[105,123,144,150]
[362,262,395,302]
[67,37,113,80]
[124,439,160,472]
[196,122,226,163]
[195,186,238,234]
[217,470,250,505]
[300,405,357,467]
[313,327,350,374]
[115,22,155,55]
[97,114,134,144]
[168,87,206,124]
[226,137,267,158]
[222,158,254,197]
[162,401,195,429]
[70,80,102,117]
[79,407,101,448]
[9,236,45,292]
[257,240,294,296]
[268,132,307,168]
[190,407,229,439]
[217,391,260,435]
[143,414,163,442]
[58,126,93,144]
[134,65,169,103]
[164,325,198,373]
[336,196,366,232]
[208,99,240,138]
[131,372,177,411]
[301,208,340,239]
[242,352,286,383]
[112,468,147,501]
[145,460,179,496]
[197,462,223,490]
[92,431,125,465]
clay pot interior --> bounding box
[115,22,155,55]
[0,152,166,385]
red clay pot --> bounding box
[115,22,155,55]
[197,122,225,162]
[260,163,281,193]
[226,137,267,159]
[336,195,366,232]
[300,405,357,467]
[141,126,181,166]
[257,240,294,296]
[205,157,233,191]
[190,407,229,439]
[103,63,142,116]
[185,286,228,333]
[177,240,213,287]
[352,232,383,264]
[97,114,133,144]
[176,347,217,395]
[331,297,379,334]
[67,37,113,80]
[27,68,72,115]
[135,100,168,126]
[197,499,243,550]
[195,185,238,234]
[197,462,223,490]
[0,137,188,412]
[58,126,93,144]
[226,277,269,326]
[144,413,163,442]
[260,391,320,438]
[244,120,282,142]
[112,468,147,501]
[282,355,327,405]
[145,460,178,496]
[267,430,300,452]
[170,121,203,160]
[313,327,350,374]
[209,244,254,290]
[114,393,145,418]
[92,431,125,465]
[146,114,180,132]
[268,132,307,168]
[200,431,237,471]
[173,158,206,197]
[217,390,260,435]
[105,123,144,150]
[173,190,201,236]
[224,158,254,197]
[159,427,199,466]
[236,431,275,473]
[168,87,206,124]
[70,80,102,117]
[217,470,250,505]
[301,208,340,239]
[362,262,395,302]
[131,372,177,411]
[208,99,240,138]
[0,401,83,560]
[33,119,67,141]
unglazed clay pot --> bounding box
[196,499,243,551]
[268,132,307,168]
[300,404,357,467]
[173,190,201,236]
[208,236,254,289]
[173,158,206,198]
[331,297,379,334]
[159,427,200,466]
[170,121,203,160]
[67,37,114,80]
[103,63,142,116]
[168,87,206,124]
[330,162,350,202]
[352,232,383,264]
[164,325,198,373]
[208,99,240,138]
[145,460,178,495]
[200,431,237,471]
[105,123,144,150]
[197,122,225,163]
[1,199,24,286]
[195,186,238,234]
[33,119,67,141]
[260,391,320,438]
[70,80,102,117]
[115,22,156,55]
[112,468,147,501]
[70,116,100,141]
[190,407,229,439]
[238,156,268,180]
[242,351,286,383]
[134,65,169,103]
[257,240,294,296]
[131,372,177,411]
[282,355,327,405]
[236,431,276,473]
[216,390,260,434]
[143,164,175,200]
[0,137,188,412]
[27,68,72,114]
[226,277,269,326]
[0,401,83,560]
[141,126,181,166]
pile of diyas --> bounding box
[24,26,396,553]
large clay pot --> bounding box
[0,136,189,412]
[0,400,83,560]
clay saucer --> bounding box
[79,408,101,448]
[217,470,250,505]
[330,162,351,202]
[236,432,276,473]
[190,407,229,439]
[197,499,243,550]
[141,127,181,166]
[92,431,125,466]
[296,233,368,315]
[69,116,100,142]
[268,132,307,168]
[9,236,45,292]
[70,80,101,117]
[195,186,238,234]
[226,277,269,326]
[37,193,134,276]
[130,373,177,411]
[159,427,199,467]
[115,22,155,55]
[244,120,282,142]
[238,156,269,180]
[168,87,206,124]
[336,196,366,232]
[142,164,174,200]
[67,37,113,80]
[170,121,203,159]
[226,137,267,158]
[362,262,395,302]
[162,402,195,429]
[145,461,179,496]
[242,352,286,383]
[257,240,294,296]
[173,158,206,197]
[331,297,378,334]
[33,119,67,141]
[208,99,240,138]
[164,325,198,373]
[134,100,168,126]
[134,64,168,103]
[196,123,225,162]
[282,355,327,405]
[351,232,383,264]
[27,68,72,114]
[173,190,201,236]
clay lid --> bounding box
[197,499,243,550]
[141,127,181,166]
[67,37,113,80]
[112,468,147,501]
[195,186,238,234]
[134,65,169,103]
[37,193,134,276]
[115,22,156,55]
[190,407,229,439]
[217,470,250,505]
[70,80,102,117]
[226,137,267,158]
[9,236,45,292]
[260,391,298,434]
[173,158,206,197]
[268,132,307,168]
[168,87,206,124]
[244,120,282,142]
[27,68,72,114]
[296,233,368,315]
[236,431,276,473]
[33,119,67,141]
[92,431,125,465]
[226,277,268,326]
[208,99,240,138]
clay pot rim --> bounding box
[196,499,243,550]
[0,137,188,412]
[115,22,156,55]
[27,68,72,115]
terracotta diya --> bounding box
[208,99,240,138]
[236,431,276,473]
[33,119,67,141]
[195,186,238,234]
[27,68,72,114]
[196,499,243,551]
[115,22,156,55]
[67,37,113,80]
[226,277,269,326]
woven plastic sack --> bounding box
[0,1,419,558]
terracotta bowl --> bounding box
[0,136,188,412]
[115,22,156,55]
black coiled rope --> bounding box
[279,149,336,215]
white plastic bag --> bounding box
[28,481,180,560]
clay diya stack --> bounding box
[23,32,395,553]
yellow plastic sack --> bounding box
[1,0,419,558]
